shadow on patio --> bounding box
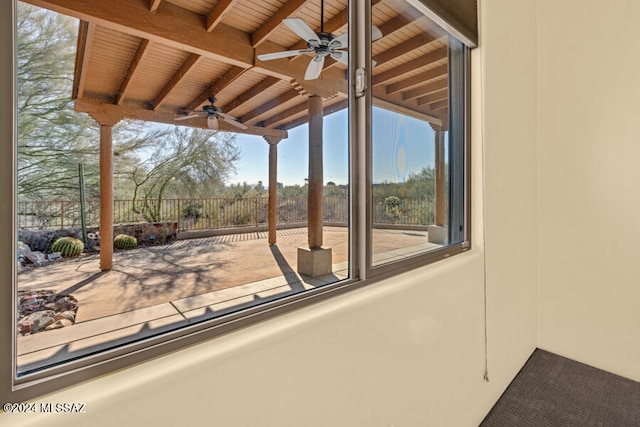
[16,225,439,374]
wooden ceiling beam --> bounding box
[116,39,153,105]
[372,98,441,126]
[152,53,202,110]
[385,64,448,94]
[221,76,281,114]
[206,0,241,33]
[23,0,255,67]
[72,20,94,100]
[372,46,447,86]
[74,98,288,139]
[149,0,161,13]
[372,34,441,65]
[183,66,248,113]
[428,99,449,111]
[371,84,442,125]
[416,88,448,106]
[240,89,301,124]
[379,6,448,37]
[252,0,307,48]
[376,11,414,37]
[401,77,448,101]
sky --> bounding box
[228,107,437,186]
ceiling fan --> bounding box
[175,97,248,130]
[257,1,382,80]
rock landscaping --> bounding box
[17,290,78,335]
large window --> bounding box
[3,0,472,403]
[369,0,469,272]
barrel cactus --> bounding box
[114,234,137,250]
[50,237,84,257]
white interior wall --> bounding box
[537,0,640,382]
[2,0,540,425]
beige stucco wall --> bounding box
[536,0,640,382]
[2,0,540,425]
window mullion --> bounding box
[349,0,372,280]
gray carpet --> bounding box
[481,349,640,427]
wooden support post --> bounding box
[307,95,323,249]
[99,124,114,271]
[297,96,332,277]
[434,130,446,226]
[79,100,121,270]
[268,142,277,245]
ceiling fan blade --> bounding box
[304,56,325,80]
[331,32,348,49]
[283,18,318,43]
[175,114,201,121]
[330,51,348,65]
[220,115,249,130]
[372,25,383,41]
[258,49,313,61]
[217,112,239,121]
[207,116,219,130]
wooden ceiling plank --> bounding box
[72,20,95,100]
[252,0,307,48]
[416,88,448,106]
[206,0,241,33]
[372,34,441,65]
[401,77,448,101]
[261,99,309,128]
[372,46,447,86]
[116,39,153,105]
[75,98,288,139]
[385,63,448,94]
[240,89,301,124]
[23,0,255,67]
[184,66,248,113]
[149,0,161,13]
[152,53,202,110]
[221,76,281,114]
[376,12,414,38]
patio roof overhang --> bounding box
[23,0,448,136]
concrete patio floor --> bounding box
[16,226,441,374]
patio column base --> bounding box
[297,246,332,277]
[427,225,448,245]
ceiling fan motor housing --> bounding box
[309,32,339,56]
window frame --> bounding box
[363,3,472,280]
[2,0,472,403]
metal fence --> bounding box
[17,196,435,231]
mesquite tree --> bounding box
[17,4,240,224]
